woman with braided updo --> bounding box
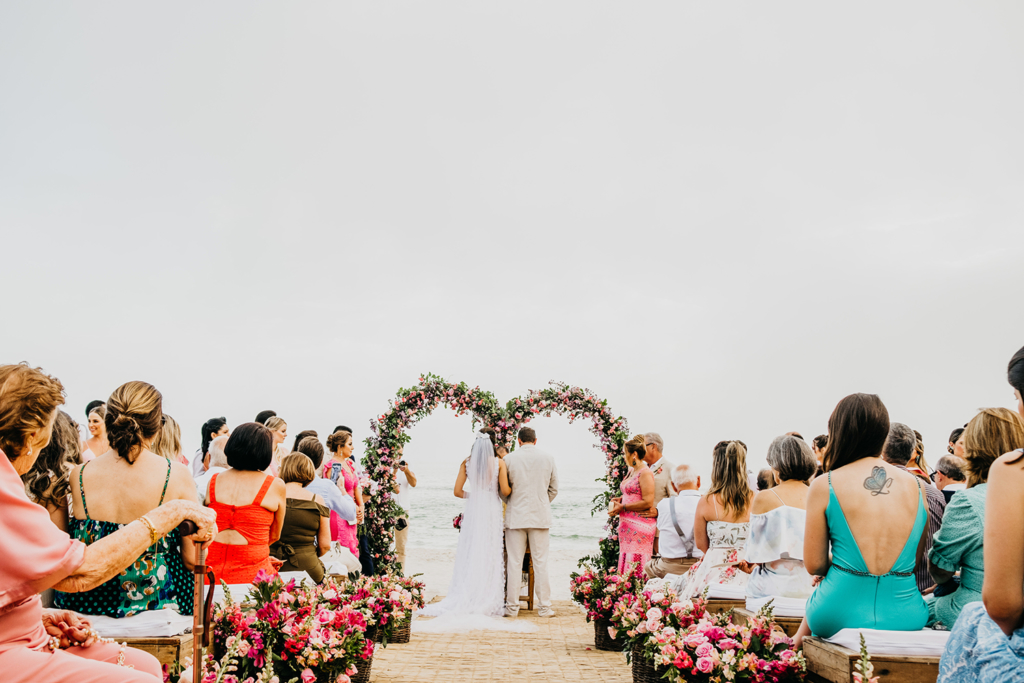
[56,381,202,618]
[609,435,657,574]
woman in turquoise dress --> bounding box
[796,394,929,646]
[939,348,1024,682]
[927,408,1024,627]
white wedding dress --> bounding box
[415,431,535,633]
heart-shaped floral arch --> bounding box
[361,373,631,574]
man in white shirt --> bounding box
[393,450,417,571]
[194,435,230,501]
[645,463,703,579]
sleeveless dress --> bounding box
[744,491,814,600]
[671,496,750,599]
[205,474,276,585]
[323,460,359,554]
[270,497,330,583]
[617,470,658,574]
[55,459,192,617]
[805,472,928,638]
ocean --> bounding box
[403,476,608,555]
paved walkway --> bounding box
[372,601,631,682]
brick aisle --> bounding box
[371,600,631,682]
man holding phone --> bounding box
[394,448,417,572]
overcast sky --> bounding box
[2,2,1022,484]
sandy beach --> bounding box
[405,546,589,602]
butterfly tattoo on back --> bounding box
[863,466,893,496]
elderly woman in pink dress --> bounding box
[0,363,217,683]
[609,435,658,574]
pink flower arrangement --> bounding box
[453,513,463,531]
[623,599,806,683]
[569,562,646,624]
[201,572,370,683]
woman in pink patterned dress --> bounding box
[610,435,657,574]
[323,430,362,555]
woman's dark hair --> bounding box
[292,429,318,452]
[225,422,274,471]
[948,427,965,451]
[1009,344,1024,395]
[326,429,352,454]
[822,393,890,472]
[105,381,163,464]
[756,468,775,491]
[296,435,325,469]
[255,410,277,425]
[85,400,105,418]
[333,425,352,434]
[812,434,828,451]
[201,417,228,457]
[22,410,81,509]
[480,426,498,448]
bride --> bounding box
[415,428,530,632]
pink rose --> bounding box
[695,642,713,657]
[696,656,715,673]
[780,649,795,661]
[301,669,316,683]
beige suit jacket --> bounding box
[503,443,558,529]
[649,458,674,509]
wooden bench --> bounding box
[121,634,193,666]
[704,598,745,615]
[731,607,802,637]
[802,636,939,683]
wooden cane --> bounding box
[178,520,210,683]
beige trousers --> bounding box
[505,528,551,613]
[395,520,408,570]
[645,556,697,580]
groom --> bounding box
[503,427,559,618]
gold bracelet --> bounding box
[138,515,159,546]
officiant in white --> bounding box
[503,427,559,618]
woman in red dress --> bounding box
[204,422,287,584]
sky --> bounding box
[2,2,1022,486]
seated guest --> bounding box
[798,394,928,645]
[204,423,287,584]
[150,414,188,466]
[947,427,966,457]
[0,363,216,682]
[938,346,1024,681]
[671,440,752,598]
[291,429,318,452]
[645,464,703,579]
[744,435,817,600]
[927,408,1024,628]
[194,435,229,500]
[56,382,202,618]
[271,454,331,583]
[193,417,228,478]
[264,416,289,476]
[296,436,358,532]
[22,411,82,532]
[756,468,775,491]
[934,455,967,503]
[609,435,657,573]
[80,404,108,463]
[882,422,946,594]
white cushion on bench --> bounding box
[85,608,193,638]
[746,596,806,618]
[707,583,748,600]
[826,628,949,657]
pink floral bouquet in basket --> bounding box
[569,562,646,624]
[334,574,416,645]
[608,583,707,653]
[641,601,806,683]
[202,571,370,683]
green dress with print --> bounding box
[925,484,986,627]
[55,459,193,617]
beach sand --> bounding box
[405,546,589,602]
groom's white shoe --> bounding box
[537,607,556,618]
